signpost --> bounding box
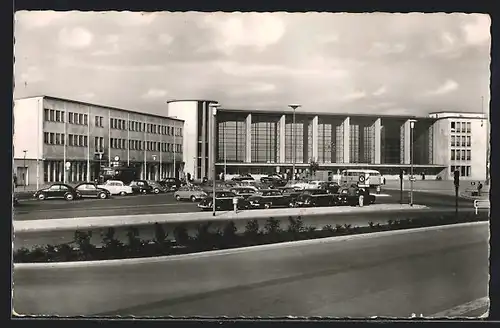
[454,170,460,219]
[399,169,404,204]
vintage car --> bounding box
[75,182,111,199]
[98,180,134,196]
[260,174,287,187]
[247,189,294,209]
[294,189,337,207]
[33,183,80,201]
[229,186,258,199]
[146,180,168,194]
[231,174,255,182]
[129,180,153,194]
[337,185,376,206]
[159,177,182,191]
[198,190,249,211]
[278,187,303,203]
[174,185,208,202]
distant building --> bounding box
[13,96,184,186]
[168,100,488,181]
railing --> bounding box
[474,199,490,215]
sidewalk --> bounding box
[383,180,490,199]
[14,203,428,233]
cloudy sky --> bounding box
[14,11,491,116]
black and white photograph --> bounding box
[12,11,491,318]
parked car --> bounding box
[160,177,182,191]
[323,182,341,194]
[260,174,287,186]
[278,187,303,204]
[231,174,255,182]
[33,183,80,201]
[294,189,336,207]
[306,180,326,189]
[337,185,376,206]
[247,189,294,209]
[198,190,249,211]
[75,182,111,199]
[147,180,168,194]
[174,185,208,202]
[229,186,258,199]
[98,180,134,196]
[286,181,311,190]
[129,180,153,194]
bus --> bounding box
[99,166,141,185]
[340,169,382,190]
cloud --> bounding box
[462,15,491,46]
[372,86,387,96]
[425,79,459,96]
[13,12,491,117]
[142,88,168,99]
[15,10,67,29]
[342,91,366,101]
[204,13,286,54]
[79,92,95,99]
[19,66,44,84]
[58,27,93,48]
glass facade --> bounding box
[317,118,345,163]
[217,119,246,162]
[349,119,375,164]
[251,117,280,163]
[285,118,306,164]
[413,121,433,165]
[381,119,404,164]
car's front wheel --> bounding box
[153,188,160,194]
[190,195,197,202]
[175,195,181,201]
[98,192,108,199]
[65,193,74,201]
[37,193,46,201]
[119,191,127,196]
[264,203,271,209]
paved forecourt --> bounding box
[13,222,489,317]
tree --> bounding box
[309,160,320,177]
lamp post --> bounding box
[210,103,220,216]
[22,150,27,190]
[288,104,301,182]
[409,119,417,207]
[223,121,227,179]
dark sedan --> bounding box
[129,180,153,194]
[33,183,80,201]
[260,174,287,187]
[294,189,337,207]
[160,177,182,191]
[198,191,249,211]
[337,186,376,206]
[247,189,294,209]
[75,183,111,199]
[231,174,255,182]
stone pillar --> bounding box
[404,120,411,164]
[343,117,350,163]
[207,105,213,180]
[312,116,319,162]
[201,102,207,179]
[279,115,286,163]
[373,118,382,164]
[245,113,252,163]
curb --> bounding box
[14,221,487,269]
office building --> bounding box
[167,100,488,181]
[13,96,184,187]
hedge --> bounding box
[14,212,488,263]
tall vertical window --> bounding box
[451,150,455,161]
[318,122,333,163]
[217,119,246,162]
[349,124,360,163]
[466,122,471,133]
[285,120,304,163]
[251,120,279,163]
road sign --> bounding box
[114,156,120,162]
[65,162,71,171]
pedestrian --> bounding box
[478,182,483,197]
[358,188,365,207]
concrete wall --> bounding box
[13,97,43,160]
[432,120,451,179]
[469,119,487,180]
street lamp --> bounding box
[210,103,221,216]
[288,104,301,182]
[22,150,27,190]
[409,119,417,207]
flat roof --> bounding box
[16,95,184,122]
[166,99,218,104]
[219,108,429,120]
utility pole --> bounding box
[454,170,460,219]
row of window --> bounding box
[450,121,471,134]
[111,118,182,136]
[110,137,182,153]
[43,132,88,147]
[451,149,471,161]
[43,109,182,136]
[450,165,472,177]
[451,135,471,147]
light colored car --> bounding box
[98,180,133,196]
[307,180,326,189]
[174,186,208,202]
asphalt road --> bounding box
[13,222,489,317]
[13,189,476,221]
